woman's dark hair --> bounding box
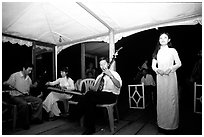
[152,32,173,59]
[61,67,69,78]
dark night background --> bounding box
[2,24,202,111]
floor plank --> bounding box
[3,104,201,135]
[137,119,160,135]
[114,111,151,135]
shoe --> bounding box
[60,113,69,118]
[49,116,58,121]
[82,129,95,135]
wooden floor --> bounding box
[2,102,202,135]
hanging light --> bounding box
[59,35,62,42]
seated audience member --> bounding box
[85,62,96,78]
[141,60,149,70]
[134,60,149,83]
[3,62,43,130]
[140,68,156,107]
[43,67,75,120]
[138,60,149,71]
[71,57,122,135]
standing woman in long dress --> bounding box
[152,32,182,131]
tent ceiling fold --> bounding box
[2,2,202,54]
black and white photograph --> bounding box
[2,1,202,135]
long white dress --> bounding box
[43,77,75,116]
[152,46,181,130]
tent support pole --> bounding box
[109,30,116,71]
[54,46,57,80]
[81,43,86,79]
[32,41,36,81]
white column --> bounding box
[81,43,85,79]
[109,30,115,71]
[32,42,36,81]
[55,46,58,79]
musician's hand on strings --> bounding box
[61,86,67,91]
[103,69,109,75]
[32,81,38,88]
[103,69,113,79]
[3,82,13,90]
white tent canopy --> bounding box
[2,2,202,79]
[2,2,202,50]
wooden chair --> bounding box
[2,89,32,132]
[2,101,17,132]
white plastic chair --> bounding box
[96,98,119,133]
[79,78,95,94]
[72,78,119,133]
[68,78,95,105]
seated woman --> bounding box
[43,67,75,120]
